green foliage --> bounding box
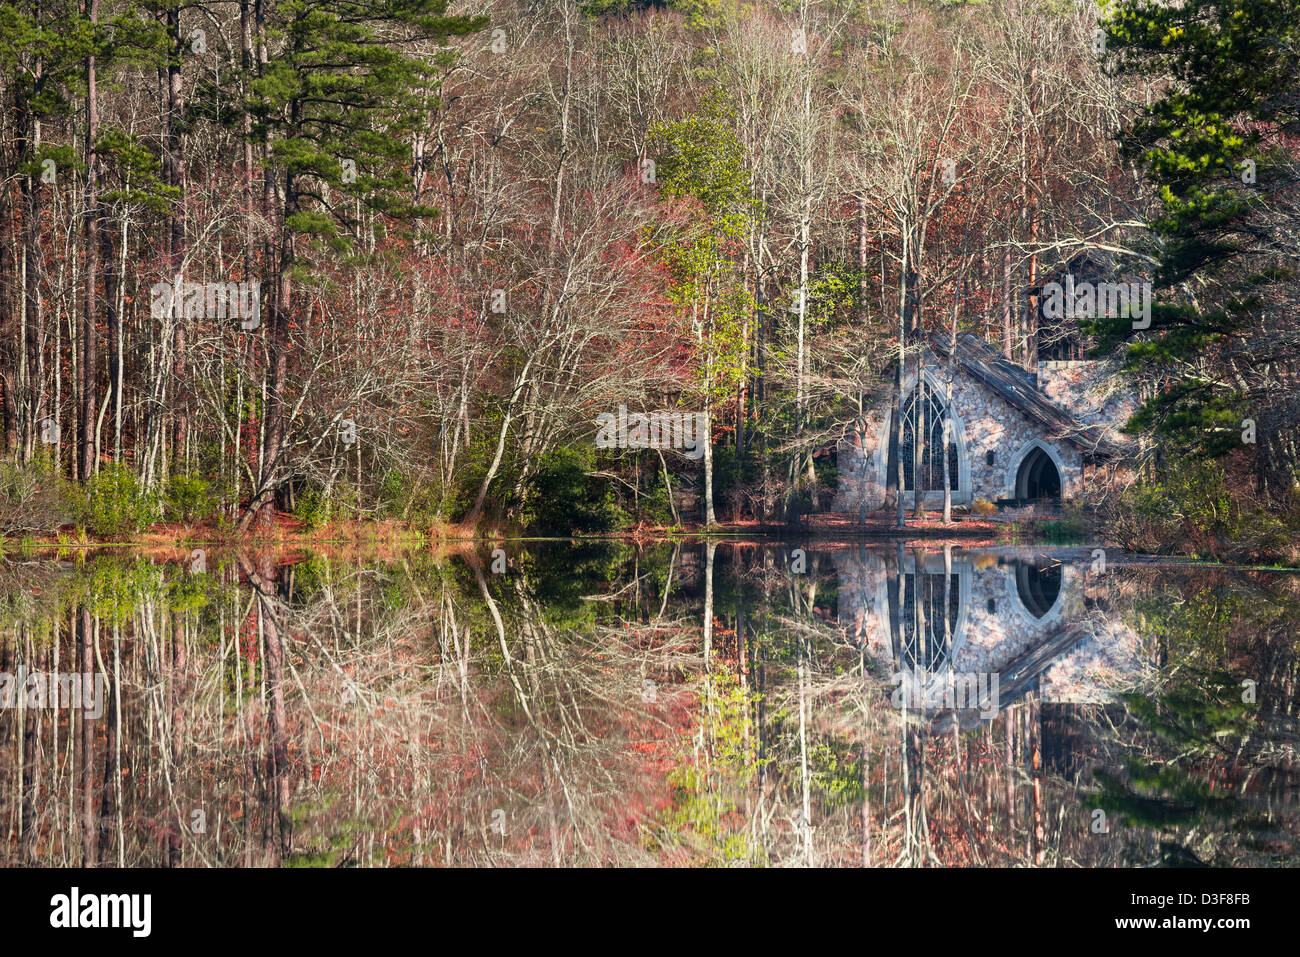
[289,554,333,602]
[526,447,626,535]
[1038,517,1088,544]
[579,0,663,14]
[167,571,213,615]
[95,127,179,216]
[512,540,632,616]
[1105,0,1294,264]
[646,108,756,493]
[634,471,679,527]
[294,486,332,531]
[1100,0,1300,459]
[1113,456,1291,560]
[1085,671,1261,861]
[651,672,761,863]
[88,557,164,624]
[377,467,440,524]
[1036,504,1091,544]
[804,263,864,330]
[164,475,214,524]
[1116,369,1253,458]
[245,0,485,250]
[708,444,744,518]
[74,463,160,539]
[649,112,752,241]
[0,455,75,533]
[447,409,526,522]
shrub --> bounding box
[1113,457,1291,561]
[636,476,679,527]
[75,464,160,539]
[164,475,214,523]
[1039,517,1088,544]
[294,486,331,530]
[378,467,440,524]
[0,456,75,533]
[448,411,526,522]
[971,498,998,518]
[1038,501,1092,543]
[526,447,625,535]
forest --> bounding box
[0,0,1295,557]
[2,0,1298,880]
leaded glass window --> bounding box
[889,572,960,672]
[887,380,960,491]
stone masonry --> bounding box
[833,339,1134,512]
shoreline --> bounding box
[6,514,1296,572]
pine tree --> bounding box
[238,0,485,529]
[1098,0,1300,486]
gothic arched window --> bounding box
[890,570,960,672]
[887,379,960,492]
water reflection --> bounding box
[0,543,1296,867]
[843,547,1148,732]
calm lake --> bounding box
[1,541,1297,867]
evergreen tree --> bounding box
[1098,0,1300,487]
[239,0,486,528]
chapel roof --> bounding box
[928,333,1120,457]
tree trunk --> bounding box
[167,7,188,471]
[79,607,96,866]
[944,276,962,524]
[465,355,534,528]
[703,395,716,526]
[1002,245,1013,360]
[22,115,45,463]
[913,350,926,520]
[0,182,18,454]
[895,229,908,528]
[80,0,100,481]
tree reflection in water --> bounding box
[0,544,1296,867]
